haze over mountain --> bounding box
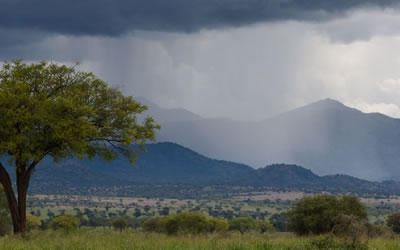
[141,97,400,181]
[136,96,203,124]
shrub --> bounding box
[387,212,400,234]
[112,217,129,232]
[143,217,168,233]
[144,212,217,235]
[229,217,257,234]
[331,214,367,238]
[270,213,288,232]
[288,195,367,235]
[208,218,229,233]
[257,220,275,233]
[49,215,80,232]
[26,214,41,231]
[166,212,209,235]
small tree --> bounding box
[26,214,41,231]
[257,220,275,234]
[166,212,210,235]
[49,215,80,232]
[143,217,168,233]
[387,212,400,234]
[288,195,367,235]
[0,61,159,233]
[229,217,257,234]
[112,217,128,232]
[208,218,229,233]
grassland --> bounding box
[1,231,400,250]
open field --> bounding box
[26,192,400,226]
[1,231,400,250]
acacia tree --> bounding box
[0,60,159,233]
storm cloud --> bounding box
[1,0,399,36]
[2,2,400,120]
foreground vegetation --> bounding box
[1,230,400,250]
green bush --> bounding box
[49,215,80,232]
[288,195,367,235]
[387,212,400,234]
[112,217,129,232]
[257,220,275,233]
[331,214,367,238]
[144,213,228,235]
[229,217,257,234]
[143,217,168,233]
[208,218,229,233]
[26,214,41,231]
[166,212,210,235]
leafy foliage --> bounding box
[165,212,210,235]
[228,217,258,234]
[0,60,159,164]
[208,218,229,233]
[26,214,41,231]
[288,195,367,235]
[386,212,400,234]
[144,213,232,235]
[143,217,168,233]
[49,215,80,232]
[112,217,129,232]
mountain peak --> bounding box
[311,98,346,109]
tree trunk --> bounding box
[0,161,33,234]
[16,164,29,234]
[0,163,20,233]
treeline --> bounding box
[142,212,274,234]
[4,193,400,244]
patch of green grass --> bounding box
[1,231,400,250]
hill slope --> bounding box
[28,142,254,187]
[19,143,400,195]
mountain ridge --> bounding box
[19,142,400,195]
[151,98,400,181]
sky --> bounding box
[3,0,400,120]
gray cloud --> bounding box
[1,0,399,36]
[2,8,400,120]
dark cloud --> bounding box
[0,0,399,36]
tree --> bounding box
[288,195,367,235]
[270,213,288,232]
[208,217,229,233]
[387,212,400,234]
[112,217,128,232]
[143,217,168,233]
[257,220,275,234]
[26,214,41,231]
[0,61,160,233]
[165,212,210,235]
[49,215,80,232]
[229,217,257,234]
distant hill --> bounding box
[135,96,202,124]
[22,142,400,195]
[28,142,254,187]
[155,98,400,181]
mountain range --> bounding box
[139,97,400,181]
[23,142,400,195]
